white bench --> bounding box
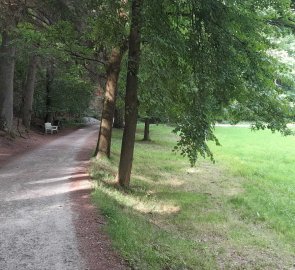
[45,122,58,134]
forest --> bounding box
[0,0,295,269]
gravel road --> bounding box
[0,125,98,270]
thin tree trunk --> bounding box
[143,118,150,141]
[0,31,16,132]
[22,54,38,129]
[117,0,143,187]
[44,62,54,123]
[113,106,124,128]
[95,47,125,158]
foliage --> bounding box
[91,0,130,48]
[33,63,94,118]
[271,33,295,103]
[137,0,295,165]
[10,1,100,125]
[3,0,295,172]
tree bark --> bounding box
[143,118,150,141]
[113,106,124,128]
[44,62,54,123]
[95,46,125,158]
[117,0,143,187]
[22,54,38,129]
[0,31,16,132]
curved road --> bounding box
[0,125,98,270]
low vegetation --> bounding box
[91,124,295,269]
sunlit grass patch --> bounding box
[94,189,215,269]
[91,124,295,269]
[91,153,216,269]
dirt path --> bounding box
[0,125,126,270]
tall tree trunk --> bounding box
[113,106,124,128]
[22,54,38,129]
[143,118,150,141]
[95,47,125,158]
[117,0,143,187]
[0,31,16,132]
[44,62,54,123]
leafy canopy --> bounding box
[141,0,294,165]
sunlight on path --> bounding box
[0,126,98,270]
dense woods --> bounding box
[0,0,295,187]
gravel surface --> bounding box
[0,125,99,270]
[82,117,100,125]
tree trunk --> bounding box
[22,54,38,129]
[117,0,143,187]
[44,62,54,123]
[95,47,125,158]
[143,118,150,141]
[0,31,16,132]
[113,106,124,128]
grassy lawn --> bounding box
[91,124,295,269]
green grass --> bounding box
[91,124,295,269]
[211,128,295,244]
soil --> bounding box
[70,127,128,270]
[0,125,128,270]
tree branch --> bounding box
[268,18,295,31]
[64,49,106,65]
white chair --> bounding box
[45,122,58,134]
